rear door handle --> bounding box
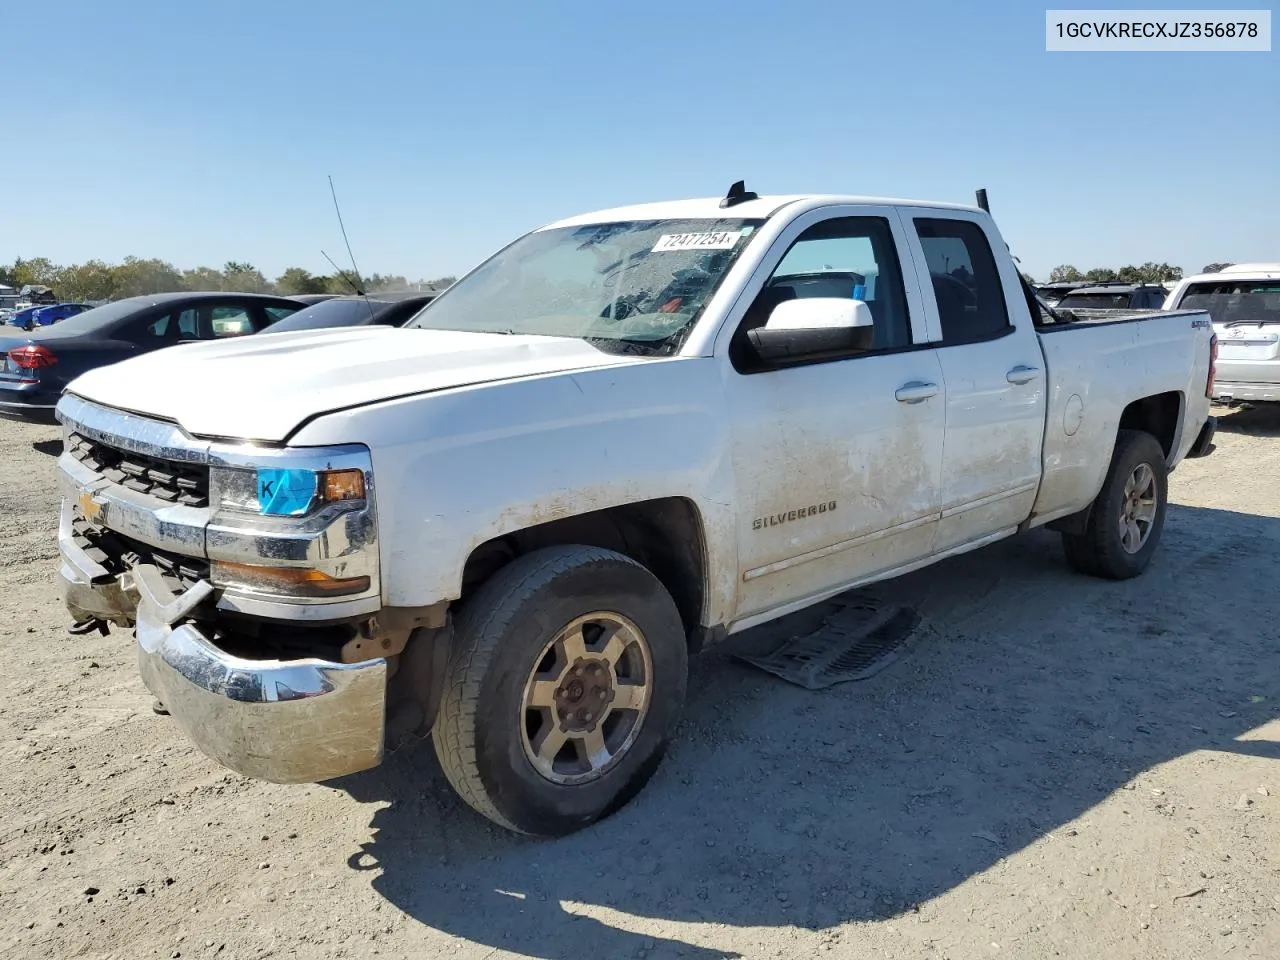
[895,381,939,404]
[1006,365,1041,385]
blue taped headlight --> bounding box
[256,468,318,516]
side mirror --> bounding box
[748,297,875,361]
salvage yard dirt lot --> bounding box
[2,409,1278,960]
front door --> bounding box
[722,209,947,624]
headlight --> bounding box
[204,445,378,605]
[211,465,367,516]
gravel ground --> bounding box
[1,407,1277,960]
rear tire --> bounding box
[432,545,688,836]
[1061,429,1168,580]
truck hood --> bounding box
[64,326,646,442]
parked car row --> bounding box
[0,290,438,423]
[1050,281,1171,321]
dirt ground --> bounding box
[2,408,1277,960]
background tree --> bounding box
[221,262,271,293]
[9,257,63,288]
[3,257,458,302]
[1048,265,1083,282]
[56,260,117,301]
[275,267,331,295]
[109,257,184,297]
[362,272,409,293]
[1115,262,1183,284]
[1084,268,1118,282]
[182,266,226,291]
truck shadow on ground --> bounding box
[333,504,1280,960]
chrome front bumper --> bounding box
[58,537,388,784]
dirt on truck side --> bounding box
[2,408,1278,960]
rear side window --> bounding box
[211,305,254,337]
[264,304,301,322]
[913,218,1011,344]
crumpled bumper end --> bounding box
[57,527,389,784]
[131,563,388,783]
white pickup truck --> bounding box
[55,188,1218,836]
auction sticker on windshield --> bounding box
[652,231,743,252]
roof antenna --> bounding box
[326,176,378,324]
[320,249,364,295]
[975,188,990,213]
[720,180,758,209]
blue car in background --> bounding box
[7,302,91,330]
[7,306,46,330]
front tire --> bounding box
[1062,429,1169,580]
[432,545,688,836]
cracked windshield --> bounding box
[405,218,763,354]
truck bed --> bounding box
[1029,308,1214,528]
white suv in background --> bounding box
[1165,263,1280,403]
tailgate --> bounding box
[1214,323,1280,361]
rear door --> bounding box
[722,207,946,621]
[906,214,1047,553]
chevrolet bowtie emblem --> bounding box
[78,488,105,524]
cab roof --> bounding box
[539,194,983,230]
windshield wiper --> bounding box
[583,335,669,357]
[1222,319,1280,327]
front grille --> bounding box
[71,517,210,596]
[68,432,209,508]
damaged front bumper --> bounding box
[58,530,388,784]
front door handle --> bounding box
[895,381,939,404]
[1006,365,1041,385]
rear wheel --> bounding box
[1062,429,1168,580]
[432,545,688,836]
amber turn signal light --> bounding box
[322,468,365,503]
[212,561,371,598]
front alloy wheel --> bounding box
[520,612,654,785]
[433,545,688,836]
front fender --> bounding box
[291,358,739,626]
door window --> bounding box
[913,218,1011,344]
[176,308,200,339]
[733,216,911,370]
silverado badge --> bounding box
[752,501,837,531]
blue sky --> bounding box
[4,0,1276,281]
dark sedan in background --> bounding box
[262,291,437,334]
[0,291,304,424]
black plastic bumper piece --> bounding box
[1187,416,1216,458]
